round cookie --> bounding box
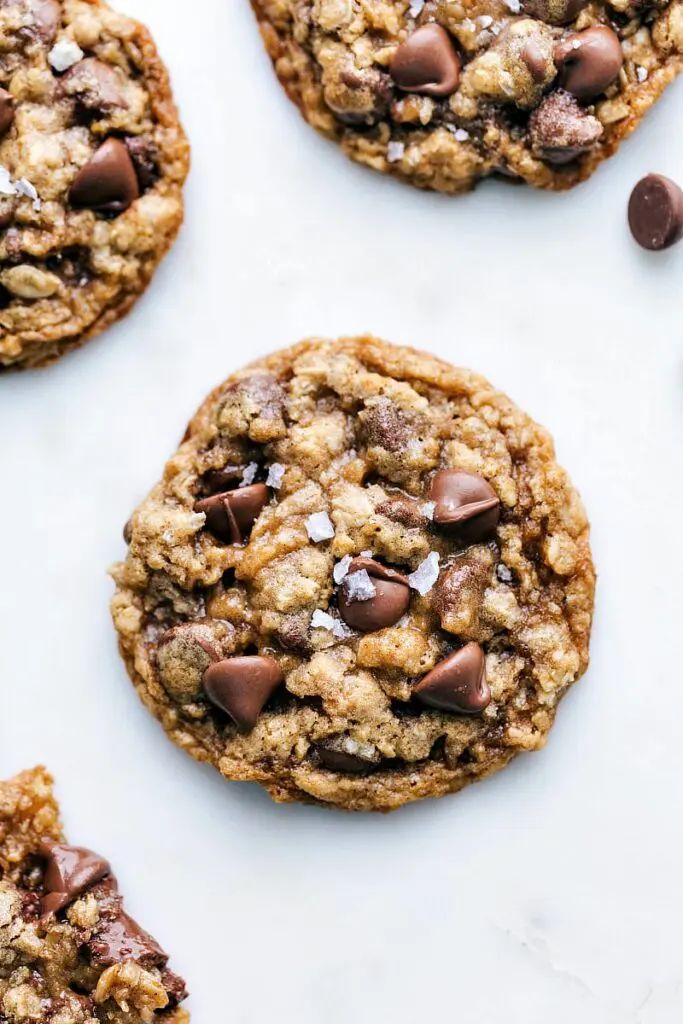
[250,0,683,193]
[111,337,595,812]
[0,0,189,371]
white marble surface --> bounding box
[2,1,683,1020]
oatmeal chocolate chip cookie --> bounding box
[111,337,595,813]
[0,766,189,1022]
[249,0,683,193]
[0,0,189,371]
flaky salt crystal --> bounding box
[360,550,373,558]
[306,512,335,542]
[344,569,377,603]
[311,609,352,639]
[49,39,84,72]
[387,141,405,163]
[240,462,258,486]
[420,501,436,520]
[266,463,285,489]
[636,66,648,82]
[14,178,41,211]
[409,0,425,15]
[408,552,440,596]
[0,167,15,196]
[333,555,353,585]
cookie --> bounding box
[0,0,189,371]
[250,0,683,193]
[0,766,189,1022]
[111,337,595,812]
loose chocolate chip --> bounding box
[338,557,410,633]
[521,39,548,84]
[195,483,269,544]
[317,745,377,773]
[555,26,623,100]
[528,89,603,164]
[0,89,15,136]
[60,58,126,114]
[413,643,490,714]
[428,470,500,543]
[39,842,111,916]
[69,138,140,214]
[203,656,283,732]
[390,24,461,98]
[628,174,683,251]
[90,910,167,969]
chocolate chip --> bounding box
[413,643,490,714]
[125,136,160,191]
[316,745,377,773]
[195,483,269,544]
[520,0,587,25]
[0,89,15,136]
[628,174,683,251]
[528,89,603,164]
[203,656,284,732]
[338,557,410,632]
[390,24,461,97]
[202,464,244,494]
[161,969,189,1007]
[60,58,126,114]
[555,26,623,100]
[39,842,111,916]
[90,910,167,969]
[69,138,140,214]
[521,39,548,84]
[428,470,500,543]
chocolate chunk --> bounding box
[413,643,490,714]
[90,910,167,969]
[317,745,377,773]
[529,90,603,164]
[338,557,410,633]
[39,842,111,916]
[520,0,587,25]
[359,398,411,453]
[628,174,683,251]
[203,656,284,732]
[161,969,189,1007]
[390,24,461,97]
[195,483,269,544]
[555,27,623,100]
[125,135,160,191]
[0,89,15,136]
[60,58,126,114]
[32,0,61,43]
[428,470,500,543]
[69,138,140,214]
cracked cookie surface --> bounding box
[0,0,189,371]
[0,766,189,1022]
[250,0,683,192]
[111,337,595,812]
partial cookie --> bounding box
[0,766,189,1022]
[111,336,595,813]
[0,0,189,371]
[250,0,683,192]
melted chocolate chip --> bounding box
[203,656,284,732]
[413,643,490,714]
[316,745,377,773]
[195,483,269,544]
[69,138,140,214]
[40,842,111,916]
[90,910,167,969]
[628,174,683,251]
[338,557,410,632]
[554,26,623,100]
[428,470,500,543]
[390,24,461,97]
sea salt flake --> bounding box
[408,552,440,596]
[503,0,521,10]
[333,555,353,585]
[311,609,351,639]
[266,463,285,489]
[636,66,648,82]
[360,550,373,558]
[240,462,258,486]
[477,15,493,27]
[344,569,377,604]
[497,563,514,585]
[387,141,405,164]
[409,0,425,16]
[15,178,41,211]
[0,167,15,196]
[306,511,335,542]
[420,501,436,520]
[48,39,84,72]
